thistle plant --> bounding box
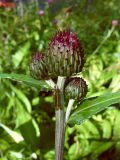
[0,27,120,160]
[29,29,87,160]
[0,3,120,160]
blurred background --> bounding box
[0,0,120,159]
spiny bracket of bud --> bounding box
[64,77,88,102]
[46,29,85,78]
[29,52,48,80]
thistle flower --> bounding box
[46,29,84,78]
[65,77,88,101]
[38,10,44,16]
[112,20,118,27]
[29,52,48,80]
[46,0,54,4]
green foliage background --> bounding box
[0,0,120,159]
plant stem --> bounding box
[55,77,65,160]
[65,99,75,125]
[15,0,24,16]
[92,26,114,55]
[55,109,64,160]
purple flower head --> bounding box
[46,0,54,4]
[49,29,82,51]
[112,20,118,27]
[30,52,48,80]
[32,52,43,62]
[46,29,85,78]
[38,10,44,16]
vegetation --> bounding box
[0,0,120,159]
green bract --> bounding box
[65,77,88,101]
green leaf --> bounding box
[109,75,120,92]
[96,68,116,87]
[0,123,24,143]
[68,92,120,126]
[0,139,10,150]
[90,141,113,158]
[113,111,120,139]
[68,142,80,159]
[15,99,40,148]
[9,151,23,159]
[10,85,31,113]
[12,42,30,68]
[100,119,112,139]
[0,73,50,91]
[15,98,31,127]
[80,121,100,138]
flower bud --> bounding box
[46,0,54,5]
[112,20,118,27]
[65,77,88,101]
[46,29,84,78]
[29,52,48,80]
[38,10,45,16]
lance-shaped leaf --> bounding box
[68,91,120,126]
[0,73,50,91]
[0,123,24,143]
